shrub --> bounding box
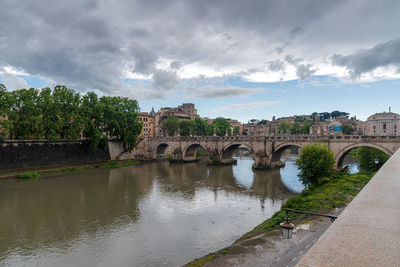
[296,143,335,186]
[18,172,40,179]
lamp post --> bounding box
[374,157,379,171]
[280,214,294,239]
[280,209,338,239]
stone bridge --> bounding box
[132,135,400,170]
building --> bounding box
[138,112,154,138]
[365,111,400,135]
[177,103,198,120]
[153,103,198,137]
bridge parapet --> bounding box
[149,135,400,143]
[133,135,400,169]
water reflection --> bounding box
[0,156,301,267]
[342,154,360,174]
[280,156,304,193]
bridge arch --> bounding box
[335,143,392,170]
[154,142,172,157]
[182,143,208,161]
[270,143,303,165]
[220,143,255,164]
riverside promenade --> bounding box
[297,148,400,266]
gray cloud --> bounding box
[331,37,400,78]
[0,0,400,99]
[296,64,317,80]
[285,55,316,80]
[188,85,263,99]
[151,70,179,91]
[268,60,285,72]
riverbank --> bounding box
[184,171,374,267]
[0,158,145,181]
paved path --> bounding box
[272,225,329,267]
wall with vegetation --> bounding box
[0,141,110,170]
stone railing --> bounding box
[147,135,400,142]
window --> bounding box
[373,125,376,129]
[383,123,386,130]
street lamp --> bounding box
[280,209,337,239]
[280,215,294,239]
[374,157,379,170]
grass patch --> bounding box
[185,254,217,267]
[18,172,40,179]
[101,160,141,168]
[242,171,373,239]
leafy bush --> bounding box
[18,172,40,179]
[296,143,335,186]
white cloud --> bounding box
[216,101,280,111]
[1,72,29,90]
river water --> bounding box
[0,156,305,267]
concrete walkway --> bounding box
[272,225,329,267]
[297,149,400,266]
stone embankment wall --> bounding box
[0,140,112,170]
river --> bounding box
[0,155,306,267]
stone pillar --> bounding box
[253,155,271,169]
[208,150,221,165]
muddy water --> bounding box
[0,156,302,267]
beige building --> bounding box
[138,112,154,138]
[177,103,198,120]
[154,103,198,137]
[365,111,400,136]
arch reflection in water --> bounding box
[0,157,301,267]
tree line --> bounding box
[162,116,234,137]
[0,85,142,150]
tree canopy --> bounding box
[212,117,232,136]
[296,143,335,186]
[162,116,180,136]
[0,85,141,151]
[341,124,354,135]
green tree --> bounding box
[300,120,313,134]
[233,126,241,136]
[290,122,301,134]
[0,84,11,137]
[212,117,231,136]
[277,121,290,134]
[179,120,196,136]
[8,88,43,139]
[81,92,105,149]
[296,143,335,186]
[341,124,354,135]
[331,110,349,119]
[162,116,179,136]
[53,85,83,141]
[194,117,212,136]
[98,95,141,151]
[357,147,389,172]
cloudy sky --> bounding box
[1,0,400,121]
